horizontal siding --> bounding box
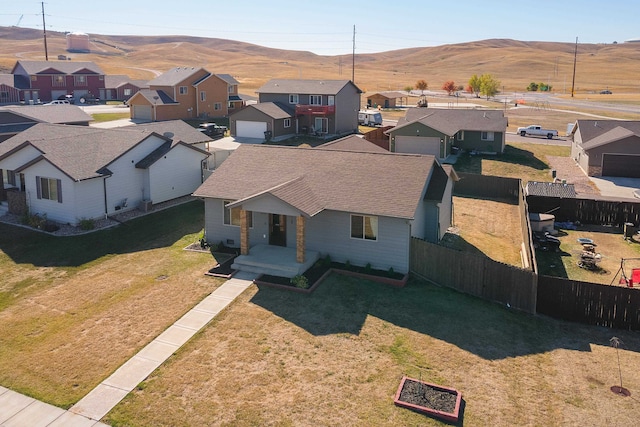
[73,178,107,223]
[23,162,76,224]
[204,198,242,247]
[148,145,206,203]
[0,145,41,171]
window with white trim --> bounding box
[289,94,299,104]
[223,200,252,227]
[74,75,87,86]
[310,95,322,105]
[284,118,291,128]
[52,75,65,87]
[456,130,464,141]
[124,88,132,96]
[328,95,335,106]
[200,91,206,102]
[36,176,62,203]
[5,170,16,186]
[179,86,188,95]
[481,131,494,141]
[214,102,222,110]
[351,214,378,240]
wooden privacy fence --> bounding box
[537,275,640,330]
[455,172,520,200]
[410,237,538,314]
[527,195,640,227]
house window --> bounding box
[284,118,291,128]
[124,88,132,96]
[289,94,299,104]
[74,75,87,86]
[52,75,65,87]
[99,75,104,80]
[5,170,16,186]
[200,91,206,102]
[314,117,328,134]
[328,95,335,106]
[228,85,234,94]
[310,95,322,105]
[179,86,188,95]
[457,130,464,141]
[481,131,494,141]
[36,176,62,203]
[214,102,222,110]
[223,200,252,227]
[228,101,235,109]
[351,214,378,241]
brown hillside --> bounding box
[1,26,638,95]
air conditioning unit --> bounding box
[140,200,152,212]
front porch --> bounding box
[231,244,320,278]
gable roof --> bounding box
[12,60,104,75]
[575,120,640,149]
[125,119,212,145]
[148,66,205,87]
[0,105,92,124]
[104,75,148,89]
[257,79,362,95]
[0,123,170,181]
[216,74,239,85]
[129,89,178,105]
[194,144,441,219]
[318,134,389,153]
[244,102,294,119]
[391,108,507,135]
[366,91,406,99]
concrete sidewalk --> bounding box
[2,272,256,426]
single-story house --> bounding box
[0,105,92,143]
[228,102,295,141]
[366,91,407,108]
[193,144,457,275]
[386,109,508,159]
[0,123,209,222]
[570,119,640,177]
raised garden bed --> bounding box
[394,376,462,423]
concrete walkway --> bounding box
[2,272,256,426]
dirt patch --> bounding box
[546,156,600,196]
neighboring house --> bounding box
[228,102,294,141]
[387,109,508,159]
[11,60,105,104]
[570,119,640,177]
[526,181,577,198]
[127,67,242,122]
[0,105,92,143]
[193,144,457,275]
[366,91,407,109]
[0,123,209,221]
[0,74,25,104]
[241,79,361,139]
[102,75,148,101]
[317,134,389,153]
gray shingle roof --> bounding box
[318,135,388,153]
[13,60,104,75]
[367,91,406,99]
[131,89,178,105]
[257,79,361,95]
[125,119,212,145]
[575,120,640,149]
[216,74,239,85]
[0,105,92,124]
[148,66,204,86]
[249,102,294,119]
[393,108,507,135]
[0,123,169,181]
[526,181,576,198]
[194,144,440,219]
[104,75,148,89]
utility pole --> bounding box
[570,37,578,98]
[41,2,49,61]
[352,25,355,83]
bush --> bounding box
[290,274,309,289]
[78,218,95,230]
[322,254,332,267]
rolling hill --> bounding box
[1,26,638,95]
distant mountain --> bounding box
[1,26,638,93]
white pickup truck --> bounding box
[516,125,558,139]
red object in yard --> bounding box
[631,268,640,287]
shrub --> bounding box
[78,218,95,231]
[322,254,332,267]
[365,263,372,273]
[290,274,309,289]
[388,267,395,275]
[344,260,351,270]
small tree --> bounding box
[442,80,456,95]
[403,85,413,93]
[479,73,500,99]
[468,74,482,97]
[465,84,474,94]
[415,79,428,95]
[527,82,539,91]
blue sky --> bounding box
[2,0,638,55]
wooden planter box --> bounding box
[394,376,462,423]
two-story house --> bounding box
[11,60,106,104]
[228,79,361,140]
[127,67,242,122]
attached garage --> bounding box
[395,136,442,157]
[132,105,152,121]
[236,120,267,139]
[602,154,640,177]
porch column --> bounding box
[296,215,305,263]
[240,209,249,255]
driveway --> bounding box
[588,176,640,200]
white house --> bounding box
[0,122,209,225]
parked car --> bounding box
[198,123,227,138]
[516,125,558,139]
[533,231,561,252]
[57,94,75,104]
[43,100,70,105]
[600,89,612,94]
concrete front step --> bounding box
[231,262,299,278]
[231,244,320,278]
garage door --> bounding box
[395,136,441,157]
[602,154,640,177]
[133,105,152,121]
[236,120,267,139]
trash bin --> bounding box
[264,130,272,142]
[624,222,636,239]
[551,169,557,179]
